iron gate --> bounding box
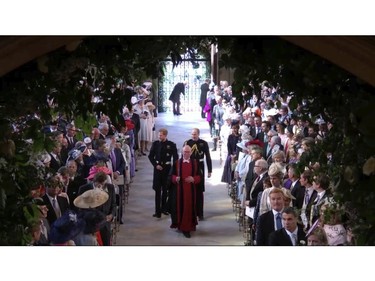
[158,59,210,113]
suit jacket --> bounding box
[78,183,116,218]
[269,224,306,246]
[110,147,126,175]
[200,83,210,107]
[293,185,317,211]
[169,82,185,102]
[255,131,267,144]
[244,160,257,199]
[290,180,301,197]
[256,210,278,246]
[262,141,270,159]
[65,135,78,151]
[248,173,268,207]
[42,194,70,226]
[35,217,51,246]
[310,192,330,226]
[49,153,63,173]
[67,175,87,211]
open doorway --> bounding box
[158,55,210,113]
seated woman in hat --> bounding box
[73,189,109,246]
[49,210,85,246]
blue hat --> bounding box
[50,211,85,244]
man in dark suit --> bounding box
[294,170,317,230]
[245,147,263,202]
[247,158,268,208]
[256,188,285,246]
[184,128,212,221]
[148,128,178,218]
[78,171,117,246]
[66,159,87,212]
[64,124,79,151]
[168,81,187,115]
[107,134,126,223]
[200,79,210,118]
[48,143,63,173]
[256,121,271,144]
[42,175,70,226]
[269,207,307,246]
[309,173,332,228]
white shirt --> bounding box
[285,228,298,246]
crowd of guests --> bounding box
[26,76,353,246]
[200,79,353,246]
[28,81,156,246]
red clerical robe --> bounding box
[171,159,201,232]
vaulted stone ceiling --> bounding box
[0,36,374,87]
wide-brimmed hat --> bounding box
[50,210,85,244]
[268,162,286,177]
[246,139,264,148]
[73,189,109,209]
[67,149,82,161]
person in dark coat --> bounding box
[42,175,70,226]
[148,128,178,218]
[184,128,212,221]
[268,207,307,246]
[168,81,187,115]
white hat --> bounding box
[84,137,92,145]
[73,189,109,209]
[236,140,249,151]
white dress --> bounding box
[134,104,152,142]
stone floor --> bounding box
[115,110,245,246]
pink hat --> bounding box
[87,166,112,180]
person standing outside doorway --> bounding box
[184,128,212,220]
[200,78,210,119]
[148,128,178,218]
[168,81,187,115]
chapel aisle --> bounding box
[116,111,244,245]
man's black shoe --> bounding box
[162,211,169,215]
[152,213,161,218]
[182,231,191,238]
[198,216,204,221]
[177,113,182,115]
